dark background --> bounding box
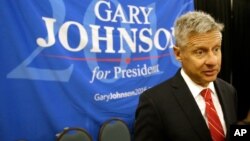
[194,0,250,120]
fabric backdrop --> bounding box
[0,0,194,140]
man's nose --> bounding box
[205,51,219,65]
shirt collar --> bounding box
[180,69,216,98]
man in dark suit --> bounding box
[134,11,237,141]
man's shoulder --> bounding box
[141,76,176,98]
[215,78,236,92]
[216,78,234,87]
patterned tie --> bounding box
[201,88,225,141]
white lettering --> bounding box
[127,5,141,24]
[118,28,137,53]
[114,64,159,79]
[89,25,115,53]
[90,66,111,83]
[111,4,128,23]
[94,0,111,22]
[94,0,152,24]
[139,28,153,52]
[154,28,173,50]
[234,129,247,136]
[140,7,153,24]
[59,21,88,52]
[36,17,56,47]
[234,129,241,136]
[37,2,174,53]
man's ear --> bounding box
[173,46,182,62]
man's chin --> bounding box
[205,76,217,82]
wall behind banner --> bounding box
[0,0,194,141]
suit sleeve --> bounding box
[134,92,165,141]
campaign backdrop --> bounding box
[0,0,193,141]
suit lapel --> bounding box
[171,71,211,140]
[214,80,231,132]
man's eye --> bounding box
[213,47,221,55]
[214,47,220,52]
[195,50,204,55]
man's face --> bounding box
[175,30,222,87]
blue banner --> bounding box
[0,0,193,140]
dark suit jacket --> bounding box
[134,70,237,141]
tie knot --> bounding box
[200,88,212,101]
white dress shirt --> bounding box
[180,69,227,135]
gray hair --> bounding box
[174,11,224,47]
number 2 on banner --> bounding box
[6,47,74,82]
[7,0,72,82]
